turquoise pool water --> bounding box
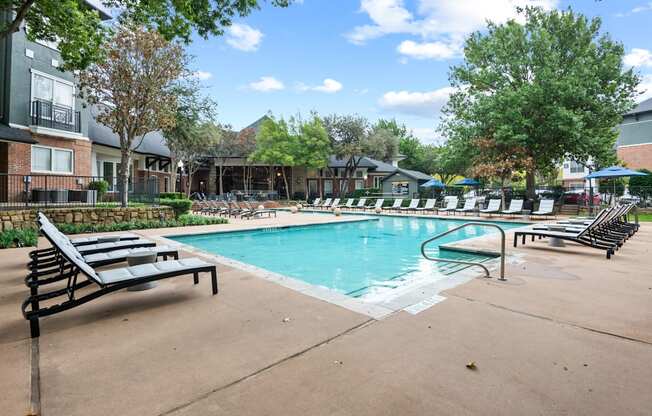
[169,216,524,298]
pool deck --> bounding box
[1,210,651,415]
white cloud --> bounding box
[409,127,444,144]
[297,78,343,93]
[397,40,458,60]
[193,70,213,80]
[378,86,455,117]
[248,76,285,92]
[616,2,652,17]
[346,0,416,45]
[637,74,652,102]
[624,48,652,68]
[226,24,263,52]
[347,0,559,60]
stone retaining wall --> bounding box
[0,206,174,231]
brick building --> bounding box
[0,3,174,203]
[616,98,652,171]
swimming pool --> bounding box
[169,215,525,300]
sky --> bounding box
[185,0,652,144]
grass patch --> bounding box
[0,228,38,248]
[637,213,652,222]
[54,214,227,234]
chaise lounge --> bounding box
[22,221,218,338]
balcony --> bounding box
[31,99,81,134]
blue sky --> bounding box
[186,0,652,144]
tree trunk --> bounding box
[186,168,193,198]
[169,157,177,193]
[242,165,247,193]
[525,170,536,200]
[218,163,224,196]
[119,149,131,208]
[281,168,291,200]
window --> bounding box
[569,161,584,174]
[31,145,73,173]
[391,181,409,195]
[100,160,133,192]
[355,179,364,190]
[355,169,364,178]
[373,176,383,189]
[164,177,170,193]
[31,70,75,110]
[323,179,333,195]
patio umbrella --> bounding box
[420,179,445,188]
[454,178,480,186]
[420,178,445,198]
[585,166,648,205]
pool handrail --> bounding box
[420,222,506,281]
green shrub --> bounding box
[629,169,652,199]
[347,188,381,198]
[160,192,185,200]
[0,228,38,248]
[54,214,227,235]
[88,180,109,201]
[159,198,192,218]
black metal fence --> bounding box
[31,99,81,133]
[0,174,160,210]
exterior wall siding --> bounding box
[617,143,652,170]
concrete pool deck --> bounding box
[1,211,651,415]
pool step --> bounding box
[433,252,494,275]
[345,253,493,298]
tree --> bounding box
[443,6,639,199]
[177,123,221,197]
[471,137,534,209]
[398,135,423,171]
[293,115,331,173]
[323,114,401,194]
[249,118,295,200]
[79,24,185,207]
[0,0,291,70]
[364,127,399,162]
[164,79,218,194]
[250,115,330,200]
[432,144,469,185]
[628,169,652,201]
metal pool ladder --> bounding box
[420,222,506,281]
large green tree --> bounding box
[251,115,330,200]
[323,114,400,194]
[79,24,185,206]
[442,6,639,198]
[0,0,291,69]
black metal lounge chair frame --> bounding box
[22,260,217,338]
[512,206,638,259]
[22,232,217,338]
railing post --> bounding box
[421,222,507,281]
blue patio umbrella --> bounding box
[585,166,648,179]
[585,166,648,205]
[454,178,480,186]
[420,178,445,198]
[420,179,445,188]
